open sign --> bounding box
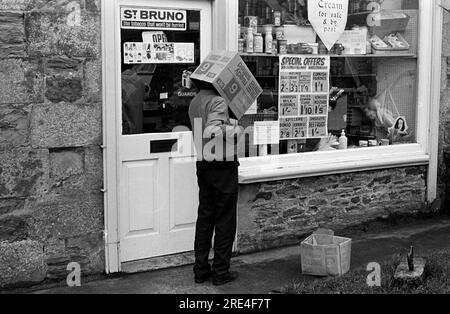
[142,31,168,43]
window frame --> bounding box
[219,0,441,199]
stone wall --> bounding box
[0,0,104,288]
[237,167,428,253]
[441,10,450,211]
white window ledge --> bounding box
[238,144,430,184]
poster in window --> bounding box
[279,55,330,140]
[254,121,280,145]
[121,7,187,31]
[124,42,194,64]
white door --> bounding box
[117,0,212,262]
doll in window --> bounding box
[388,116,413,144]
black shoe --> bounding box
[212,271,238,286]
[195,271,212,284]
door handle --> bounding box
[150,139,178,154]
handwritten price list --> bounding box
[278,55,330,140]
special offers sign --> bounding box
[121,7,187,31]
[308,0,349,51]
[278,55,330,140]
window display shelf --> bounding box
[240,53,278,57]
[332,74,377,78]
[240,53,417,58]
[331,53,417,58]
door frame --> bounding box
[101,0,238,274]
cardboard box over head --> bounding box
[190,50,263,120]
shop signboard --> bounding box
[190,50,263,120]
[121,7,187,31]
[279,55,330,140]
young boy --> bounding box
[189,81,242,286]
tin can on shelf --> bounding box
[254,33,263,53]
[265,35,273,54]
[238,38,245,53]
[244,16,258,34]
[275,26,284,40]
[272,40,278,55]
[278,39,287,54]
[273,11,281,26]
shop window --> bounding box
[237,0,419,156]
[120,8,201,135]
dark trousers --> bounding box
[194,162,239,277]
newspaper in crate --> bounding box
[124,42,194,64]
[307,0,349,51]
[279,55,330,140]
[300,229,352,277]
[121,7,186,31]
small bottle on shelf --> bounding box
[246,28,254,53]
[339,130,348,150]
[264,25,273,54]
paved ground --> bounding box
[16,218,450,294]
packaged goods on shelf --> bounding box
[369,10,410,38]
[371,33,410,54]
[336,28,368,55]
